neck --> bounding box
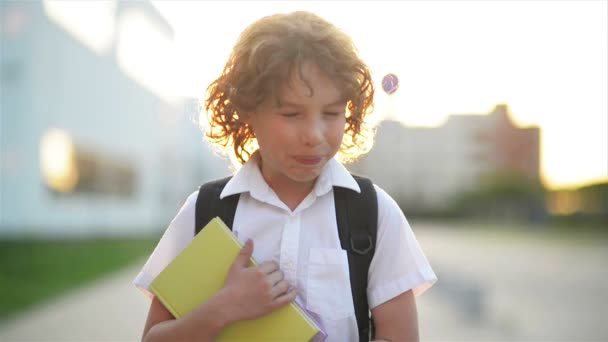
[267,175,315,211]
[257,159,315,211]
[281,183,315,211]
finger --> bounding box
[266,270,284,287]
[257,260,279,274]
[271,287,297,309]
[270,279,289,298]
[231,239,253,269]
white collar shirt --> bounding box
[134,156,437,341]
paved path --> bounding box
[417,222,608,341]
[0,264,149,342]
[1,222,606,341]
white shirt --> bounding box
[134,157,437,341]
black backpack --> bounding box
[195,175,378,341]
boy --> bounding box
[135,11,436,342]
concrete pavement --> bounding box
[1,222,606,341]
[417,222,608,341]
[0,263,149,342]
[2,260,475,342]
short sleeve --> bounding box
[367,185,437,309]
[132,191,199,298]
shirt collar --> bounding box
[313,158,360,196]
[220,152,361,200]
[220,152,270,200]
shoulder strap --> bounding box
[196,174,378,340]
[334,175,378,342]
[195,176,239,234]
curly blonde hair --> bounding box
[204,11,375,165]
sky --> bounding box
[150,0,607,190]
[41,0,608,190]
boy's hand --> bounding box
[221,239,297,322]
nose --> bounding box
[300,116,323,147]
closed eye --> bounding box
[324,111,344,117]
[281,112,299,117]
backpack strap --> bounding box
[195,176,239,234]
[334,175,378,342]
[195,174,378,341]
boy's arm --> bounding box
[142,239,297,342]
[142,291,235,342]
[371,289,419,342]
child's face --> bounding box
[247,62,346,189]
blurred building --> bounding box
[0,1,229,237]
[351,104,540,212]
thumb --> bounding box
[231,239,254,269]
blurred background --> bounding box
[0,0,606,341]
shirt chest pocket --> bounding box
[306,248,355,320]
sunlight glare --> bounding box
[42,0,116,55]
[154,1,608,188]
[40,129,79,193]
[116,8,178,103]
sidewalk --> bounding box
[0,262,149,342]
[5,223,603,341]
[0,258,494,342]
[0,266,475,342]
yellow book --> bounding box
[149,217,325,341]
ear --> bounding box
[241,112,251,123]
